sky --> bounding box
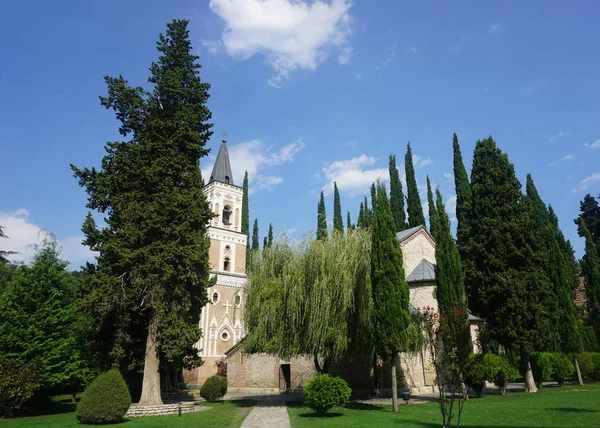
[0,0,599,267]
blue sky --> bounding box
[1,0,599,266]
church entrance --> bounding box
[279,364,291,391]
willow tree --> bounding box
[244,229,373,373]
[71,20,213,405]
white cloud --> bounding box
[321,154,388,196]
[208,0,353,85]
[0,209,95,265]
[550,131,570,142]
[563,153,574,160]
[203,138,305,194]
[548,160,559,167]
[584,139,600,149]
[346,140,358,146]
[446,195,457,215]
[413,155,432,168]
[201,39,223,54]
[487,23,502,35]
[443,172,454,181]
[353,71,363,80]
[406,46,419,54]
[377,44,397,69]
[572,173,600,192]
[448,36,468,54]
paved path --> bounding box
[240,396,291,428]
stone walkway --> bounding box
[240,396,291,428]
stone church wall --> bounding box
[401,232,436,275]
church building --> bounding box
[185,139,480,393]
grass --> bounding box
[287,383,600,428]
[0,395,254,428]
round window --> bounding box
[221,330,230,341]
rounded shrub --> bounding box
[76,369,131,425]
[578,352,600,380]
[463,354,487,397]
[303,374,351,413]
[530,352,554,388]
[483,354,518,395]
[200,375,228,402]
[550,354,574,386]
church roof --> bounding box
[406,258,436,283]
[397,225,426,242]
[209,139,234,185]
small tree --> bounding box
[317,191,328,240]
[0,357,40,418]
[76,369,131,424]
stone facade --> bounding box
[125,402,195,417]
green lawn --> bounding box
[0,396,254,428]
[287,383,600,428]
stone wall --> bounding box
[401,232,436,276]
[125,402,195,417]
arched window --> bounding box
[225,175,230,184]
[235,295,241,307]
[222,205,232,225]
[223,257,230,272]
[212,292,220,304]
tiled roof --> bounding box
[406,258,436,283]
[397,225,425,242]
[209,140,234,185]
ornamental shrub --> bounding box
[303,374,351,413]
[550,354,574,386]
[530,352,554,388]
[0,356,41,418]
[76,369,131,425]
[578,352,600,380]
[463,354,488,397]
[200,375,227,402]
[483,354,517,395]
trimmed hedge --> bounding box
[200,375,227,402]
[577,352,600,380]
[463,353,517,396]
[304,374,351,413]
[531,352,576,388]
[76,369,131,425]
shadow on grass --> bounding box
[14,401,77,418]
[551,407,600,413]
[298,412,343,418]
[198,399,256,408]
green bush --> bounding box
[578,352,600,380]
[463,354,488,397]
[76,369,131,424]
[304,374,351,413]
[0,356,41,418]
[484,354,518,395]
[550,354,574,386]
[200,375,228,402]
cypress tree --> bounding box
[370,183,377,212]
[263,236,267,249]
[582,220,600,341]
[357,202,364,228]
[333,182,344,233]
[453,133,472,260]
[464,137,551,393]
[434,188,466,315]
[252,219,260,250]
[242,171,250,269]
[574,194,600,252]
[427,176,438,239]
[70,20,214,405]
[347,211,353,231]
[388,154,407,232]
[317,191,328,240]
[405,143,426,228]
[370,181,410,412]
[267,223,273,247]
[364,196,372,228]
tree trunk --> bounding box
[71,393,77,404]
[138,316,163,406]
[391,352,399,412]
[575,356,584,386]
[522,355,538,393]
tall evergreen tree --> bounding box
[582,221,600,341]
[267,223,273,247]
[242,171,250,269]
[370,183,377,212]
[364,196,372,228]
[263,236,268,249]
[347,211,353,231]
[357,202,365,229]
[464,137,552,393]
[452,133,472,260]
[252,219,260,250]
[317,191,328,240]
[71,20,213,405]
[370,181,411,412]
[388,154,407,232]
[333,182,344,233]
[427,176,438,239]
[405,143,426,228]
[575,194,600,252]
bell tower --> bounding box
[190,138,248,385]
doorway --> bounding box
[279,364,291,391]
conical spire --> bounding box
[209,138,234,185]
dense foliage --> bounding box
[333,182,344,233]
[303,374,351,413]
[70,20,214,404]
[0,356,41,418]
[404,143,425,228]
[581,221,600,341]
[577,352,600,380]
[452,133,472,262]
[530,352,575,387]
[76,369,131,424]
[463,353,517,396]
[200,375,228,402]
[388,154,407,231]
[317,191,328,240]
